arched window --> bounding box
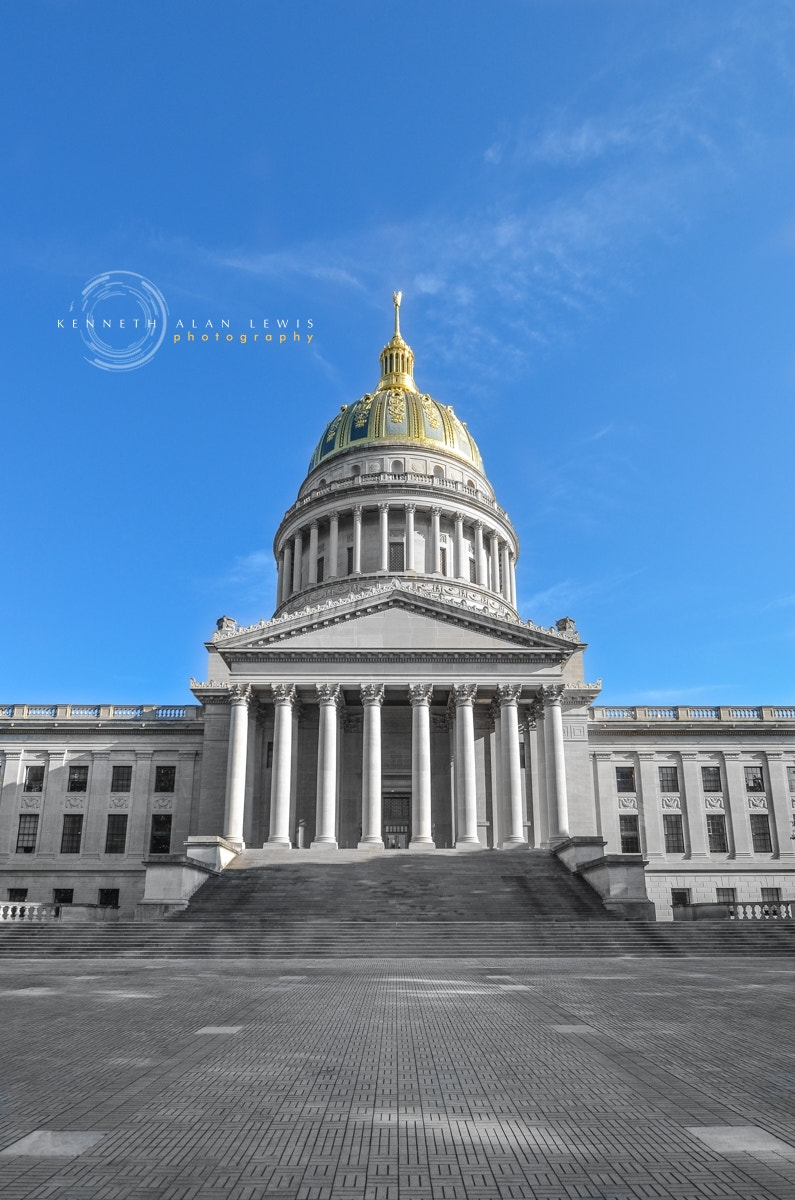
[433,465,444,480]
[391,460,404,474]
[466,478,476,490]
[351,464,361,478]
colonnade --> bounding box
[221,682,572,851]
[276,502,518,608]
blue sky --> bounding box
[3,1,795,704]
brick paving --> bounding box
[0,956,793,1199]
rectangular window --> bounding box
[658,765,679,792]
[154,765,176,793]
[316,557,324,584]
[15,814,38,853]
[750,813,773,853]
[111,765,132,792]
[701,765,722,792]
[104,813,128,855]
[346,546,354,575]
[8,888,28,902]
[744,765,765,792]
[149,814,172,855]
[519,742,526,770]
[671,888,691,907]
[67,765,88,792]
[787,766,795,793]
[716,888,736,903]
[266,741,273,769]
[619,814,641,854]
[98,888,120,908]
[706,813,728,854]
[761,887,781,902]
[468,557,477,583]
[388,542,405,571]
[615,767,636,793]
[23,764,44,792]
[60,814,83,854]
[439,546,448,576]
[53,889,73,906]
[663,814,685,854]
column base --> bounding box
[455,838,482,851]
[409,839,436,852]
[357,839,384,850]
[310,839,338,851]
[266,838,292,849]
[500,837,528,850]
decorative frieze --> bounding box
[618,796,638,810]
[661,797,681,811]
[705,796,725,810]
[748,796,768,810]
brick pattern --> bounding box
[0,958,794,1198]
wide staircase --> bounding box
[1,849,794,957]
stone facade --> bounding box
[1,303,793,920]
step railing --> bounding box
[0,902,61,923]
[728,901,793,921]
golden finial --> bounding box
[392,290,402,337]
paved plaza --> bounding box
[1,955,794,1200]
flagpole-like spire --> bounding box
[377,290,415,390]
[393,290,402,338]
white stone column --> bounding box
[496,684,526,847]
[500,542,511,602]
[489,532,500,594]
[359,684,384,848]
[723,752,753,859]
[379,503,389,571]
[409,684,434,849]
[328,514,339,579]
[508,551,517,607]
[224,684,251,848]
[352,506,362,574]
[276,552,284,607]
[766,753,795,858]
[292,531,303,594]
[452,684,480,847]
[454,513,466,580]
[593,751,620,853]
[308,520,319,586]
[543,685,569,840]
[489,701,502,847]
[680,752,710,859]
[475,521,486,586]
[431,507,441,573]
[312,684,340,849]
[637,753,664,859]
[281,543,292,603]
[268,684,296,847]
[405,503,416,571]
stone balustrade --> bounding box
[0,902,60,922]
[0,704,200,721]
[591,706,795,722]
[285,470,511,522]
[729,901,793,921]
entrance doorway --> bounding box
[383,793,410,849]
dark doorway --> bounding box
[383,793,410,849]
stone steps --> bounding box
[0,919,794,957]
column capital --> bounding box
[453,511,464,524]
[528,695,545,721]
[408,683,433,707]
[379,502,389,513]
[431,505,442,515]
[541,684,565,706]
[309,518,319,530]
[451,683,477,708]
[405,501,416,513]
[228,683,252,707]
[495,684,522,707]
[360,683,385,706]
[316,683,342,706]
[353,504,363,517]
[272,683,298,708]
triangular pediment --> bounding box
[209,582,583,659]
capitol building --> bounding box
[2,297,794,922]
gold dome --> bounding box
[309,293,485,473]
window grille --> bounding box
[60,814,83,854]
[111,765,132,792]
[154,765,176,793]
[316,557,324,584]
[53,889,73,905]
[98,889,120,908]
[658,765,679,792]
[744,766,765,792]
[619,814,641,853]
[7,888,27,902]
[750,813,773,853]
[701,766,721,792]
[706,814,728,854]
[761,887,781,902]
[105,814,128,855]
[23,765,44,792]
[615,767,635,793]
[439,546,448,576]
[68,765,88,793]
[149,814,172,854]
[663,814,685,853]
[16,814,38,853]
[388,542,405,571]
[468,557,477,583]
[671,888,691,907]
[787,766,795,793]
[716,888,736,903]
[346,546,354,575]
